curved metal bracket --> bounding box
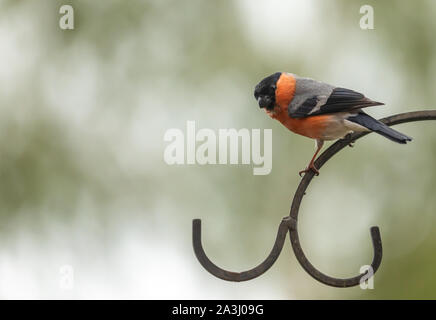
[193,217,291,281]
[192,110,436,287]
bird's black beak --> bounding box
[258,96,273,109]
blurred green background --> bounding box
[0,0,435,299]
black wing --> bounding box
[289,87,384,118]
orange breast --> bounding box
[267,72,330,139]
[275,73,296,110]
[269,108,330,139]
[284,115,331,139]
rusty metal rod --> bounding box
[289,110,436,287]
[193,217,291,281]
[192,110,436,287]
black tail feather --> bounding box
[348,112,412,144]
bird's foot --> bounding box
[299,164,320,177]
[344,133,356,147]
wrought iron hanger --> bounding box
[192,110,436,287]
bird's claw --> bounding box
[299,164,320,177]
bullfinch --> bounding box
[254,72,412,176]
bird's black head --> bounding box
[254,72,281,110]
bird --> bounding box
[254,72,412,176]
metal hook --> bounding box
[192,110,436,287]
[287,137,383,287]
[192,217,290,281]
[287,110,436,287]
